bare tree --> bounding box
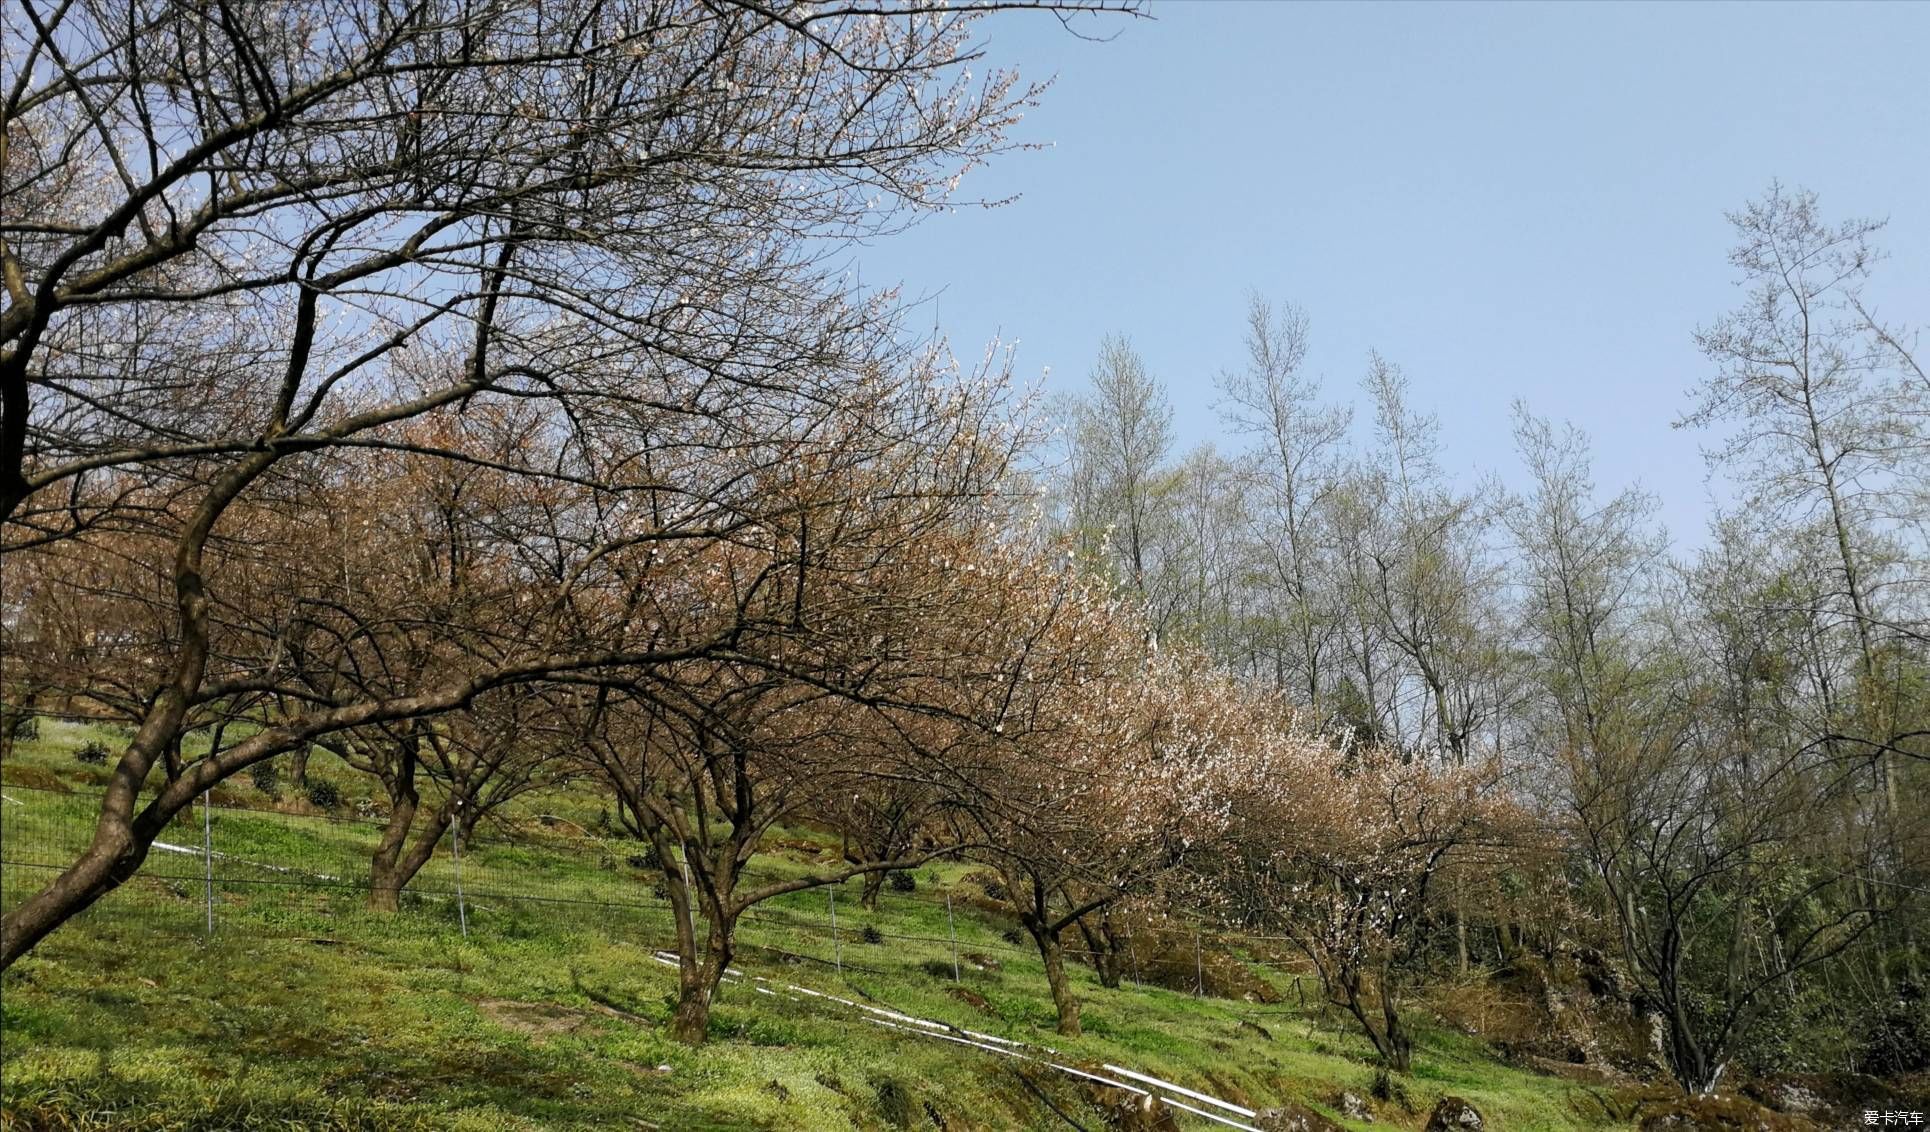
[0,0,1129,969]
[1060,335,1176,621]
[1345,356,1510,762]
[1680,183,1922,802]
[1506,404,1666,775]
[1216,293,1350,707]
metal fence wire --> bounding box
[0,781,1312,1002]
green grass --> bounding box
[1,724,1629,1130]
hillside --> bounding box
[3,719,1638,1132]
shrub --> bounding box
[1858,978,1930,1076]
[248,761,281,797]
[628,843,662,871]
[861,924,884,945]
[73,739,111,765]
[960,870,1007,902]
[875,1079,915,1129]
[1370,1066,1410,1108]
[305,779,342,810]
[1000,926,1024,947]
[887,870,917,893]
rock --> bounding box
[1337,1090,1373,1122]
[1635,1092,1812,1131]
[1253,1102,1344,1132]
[1770,1083,1822,1114]
[1424,1096,1484,1131]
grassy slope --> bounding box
[2,722,1627,1131]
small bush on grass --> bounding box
[1371,1066,1411,1108]
[305,779,342,810]
[74,739,112,765]
[248,761,281,798]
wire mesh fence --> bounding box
[0,783,1039,972]
[0,779,1312,1005]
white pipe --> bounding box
[1103,1065,1257,1118]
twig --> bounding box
[1009,1067,1091,1132]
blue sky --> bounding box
[854,1,1929,550]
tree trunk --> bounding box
[1334,966,1412,1074]
[368,810,453,915]
[669,921,734,1045]
[859,869,884,911]
[1103,916,1132,990]
[389,810,452,900]
[1455,904,1469,975]
[1661,982,1716,1093]
[0,689,36,763]
[1,815,148,966]
[367,863,403,912]
[1029,921,1082,1037]
[367,757,421,912]
[1075,915,1121,990]
[1380,976,1412,1073]
[288,746,310,791]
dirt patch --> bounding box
[475,998,601,1042]
[1199,1071,1255,1110]
[947,986,995,1014]
[767,836,830,857]
[1127,936,1280,1002]
[1,765,70,792]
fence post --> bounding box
[947,892,960,982]
[452,815,468,940]
[829,887,841,975]
[201,789,214,937]
[1194,926,1203,997]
